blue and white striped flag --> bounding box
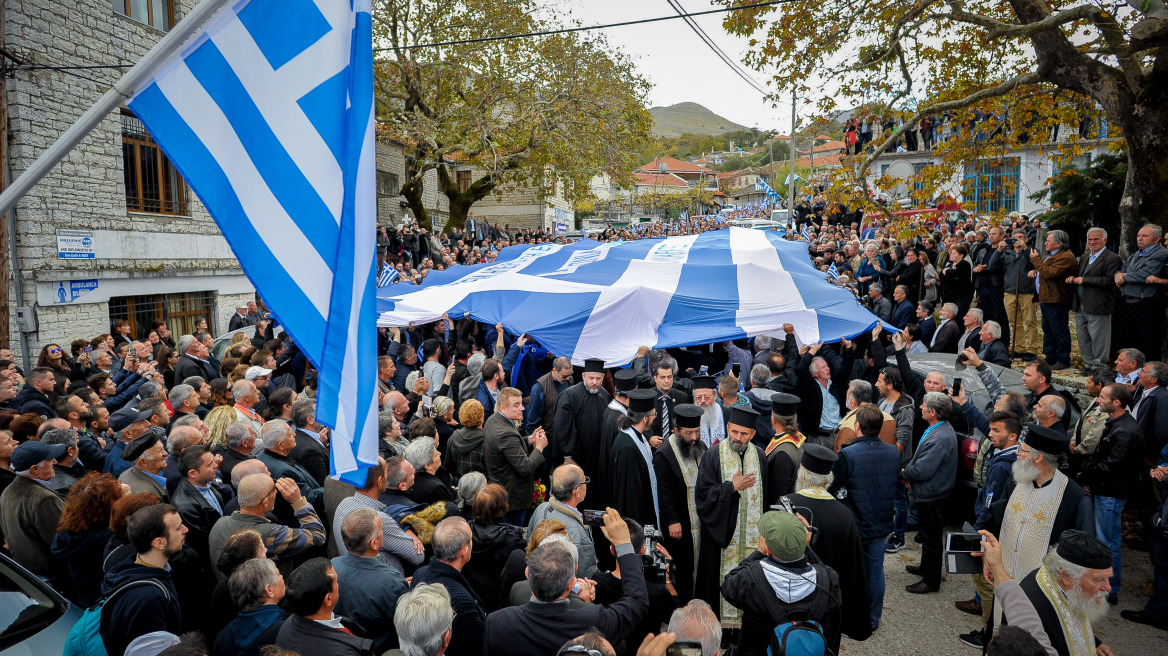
[800,224,810,241]
[377,227,883,364]
[827,261,839,281]
[378,263,399,288]
[128,0,379,484]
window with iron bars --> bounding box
[109,291,215,341]
[122,110,189,215]
[962,157,1020,214]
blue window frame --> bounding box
[963,157,1020,214]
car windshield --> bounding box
[0,559,64,650]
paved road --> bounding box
[840,535,1163,655]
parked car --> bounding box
[0,552,79,654]
[211,325,285,361]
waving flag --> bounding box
[127,0,379,484]
[377,227,883,365]
[378,263,399,288]
[800,224,810,241]
[827,261,839,281]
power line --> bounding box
[664,0,771,98]
[374,0,795,52]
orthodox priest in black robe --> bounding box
[653,403,707,602]
[763,393,806,509]
[695,405,765,628]
[778,444,873,643]
[608,389,661,529]
[553,358,611,506]
[595,369,638,510]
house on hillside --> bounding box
[636,157,717,188]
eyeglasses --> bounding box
[48,348,61,355]
[574,477,591,490]
[558,647,603,656]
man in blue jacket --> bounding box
[901,391,958,594]
[830,403,901,631]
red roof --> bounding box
[632,172,691,187]
[637,156,710,174]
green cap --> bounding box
[759,511,807,562]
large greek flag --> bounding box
[128,0,379,483]
[377,227,883,365]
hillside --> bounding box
[649,102,747,137]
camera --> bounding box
[640,524,672,585]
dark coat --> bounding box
[650,388,691,438]
[1030,248,1077,305]
[1080,412,1144,498]
[172,479,226,569]
[411,559,486,656]
[483,549,649,656]
[289,429,330,486]
[1133,385,1168,460]
[483,412,544,513]
[830,435,901,542]
[978,339,1012,367]
[275,613,373,656]
[408,470,457,505]
[929,318,961,354]
[891,299,915,329]
[12,384,54,419]
[793,348,851,435]
[1071,248,1123,314]
[175,353,217,383]
[99,559,183,656]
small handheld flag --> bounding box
[827,261,839,281]
[378,263,399,287]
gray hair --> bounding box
[529,540,578,601]
[668,600,722,656]
[942,302,959,316]
[92,349,110,363]
[750,363,770,387]
[228,557,280,613]
[41,428,77,450]
[983,321,1002,340]
[1119,348,1146,368]
[181,375,207,390]
[178,334,198,353]
[231,459,268,488]
[870,283,883,294]
[225,421,255,450]
[404,437,436,472]
[796,465,835,491]
[172,414,202,430]
[168,384,195,408]
[378,411,399,437]
[340,506,382,555]
[260,419,293,450]
[922,391,953,420]
[895,284,908,296]
[1043,546,1087,583]
[1144,223,1164,240]
[466,352,486,377]
[656,356,678,375]
[1146,361,1168,385]
[967,308,984,324]
[291,398,315,429]
[810,356,828,377]
[847,379,874,406]
[457,472,486,510]
[395,584,454,656]
[754,335,772,351]
[232,380,253,403]
[138,381,163,400]
[431,517,472,562]
[1048,229,1071,250]
[1044,395,1066,420]
[1087,227,1107,240]
[550,465,585,502]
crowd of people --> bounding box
[1,204,1168,656]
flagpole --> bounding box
[787,89,796,222]
[0,0,233,218]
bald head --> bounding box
[237,473,274,509]
[231,459,271,488]
[550,464,586,503]
[37,417,71,438]
[168,425,205,455]
[386,391,408,418]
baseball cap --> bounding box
[11,441,68,471]
[245,366,273,381]
[759,511,808,562]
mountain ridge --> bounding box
[649,102,747,138]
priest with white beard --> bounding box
[984,529,1117,656]
[691,375,725,448]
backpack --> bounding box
[62,578,170,656]
[767,619,828,656]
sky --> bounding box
[534,0,795,133]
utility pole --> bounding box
[787,90,796,218]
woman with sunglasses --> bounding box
[36,344,74,394]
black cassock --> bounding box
[653,440,707,602]
[593,401,628,510]
[762,438,802,510]
[693,441,766,612]
[608,428,658,529]
[553,382,611,505]
[780,491,873,642]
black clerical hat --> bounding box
[1022,425,1068,455]
[692,375,716,390]
[1056,530,1112,569]
[800,443,837,475]
[674,403,702,429]
[614,369,638,393]
[583,359,606,374]
[728,405,759,428]
[770,392,800,416]
[627,389,657,413]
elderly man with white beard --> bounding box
[553,359,612,507]
[653,403,707,602]
[986,425,1095,591]
[690,376,725,448]
[982,529,1117,656]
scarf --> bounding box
[620,427,659,526]
[1036,565,1096,656]
[718,441,762,628]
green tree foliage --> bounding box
[1031,152,1128,238]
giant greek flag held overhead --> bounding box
[128,0,379,483]
[377,227,885,366]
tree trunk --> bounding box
[1116,104,1168,256]
[399,156,430,228]
[437,164,498,234]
